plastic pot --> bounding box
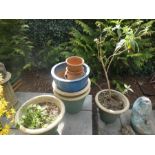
[15,95,65,135]
[95,89,130,123]
[53,87,90,114]
[51,62,90,92]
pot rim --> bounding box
[66,56,84,67]
[15,95,65,134]
[52,78,91,97]
[95,89,130,114]
[54,87,90,101]
[51,62,90,82]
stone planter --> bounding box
[53,86,90,114]
[51,62,90,92]
[95,89,130,123]
[1,72,18,107]
[15,95,65,135]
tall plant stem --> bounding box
[100,58,111,98]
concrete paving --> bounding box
[10,92,92,135]
[98,110,155,135]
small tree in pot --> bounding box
[94,20,153,123]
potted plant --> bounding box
[94,20,152,123]
[15,95,65,135]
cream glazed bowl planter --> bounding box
[53,86,91,114]
[95,89,130,123]
[15,95,65,135]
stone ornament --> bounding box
[131,96,155,135]
[0,62,18,107]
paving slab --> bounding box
[97,110,122,135]
[10,92,92,135]
[98,109,155,135]
[15,92,92,111]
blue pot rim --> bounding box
[51,62,90,82]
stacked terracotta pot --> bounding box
[51,56,91,114]
[64,56,85,80]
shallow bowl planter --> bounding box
[66,56,84,72]
[15,95,65,135]
[53,87,90,114]
[51,62,90,92]
[95,89,130,123]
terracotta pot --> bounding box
[66,56,84,72]
[65,68,84,80]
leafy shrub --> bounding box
[25,19,75,47]
[24,19,75,69]
[68,20,155,78]
[0,20,33,79]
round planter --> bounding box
[51,62,90,92]
[66,56,84,72]
[95,89,130,123]
[52,78,91,97]
[53,87,90,114]
[65,67,84,80]
[15,95,65,135]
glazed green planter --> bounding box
[15,95,65,135]
[98,109,120,123]
[95,89,130,124]
[53,87,90,114]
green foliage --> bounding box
[68,19,155,78]
[25,20,75,69]
[111,20,155,75]
[20,104,57,129]
[0,20,33,79]
[69,20,102,78]
[25,19,75,47]
[31,42,72,69]
[112,80,134,95]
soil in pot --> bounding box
[98,91,124,110]
[20,102,60,129]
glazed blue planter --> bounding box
[51,62,90,92]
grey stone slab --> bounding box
[15,92,49,109]
[10,129,25,135]
[120,110,132,125]
[98,116,122,135]
[11,92,92,135]
[98,109,155,135]
[61,111,92,135]
[82,95,92,111]
[10,111,92,135]
[15,92,92,111]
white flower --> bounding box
[94,38,99,43]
